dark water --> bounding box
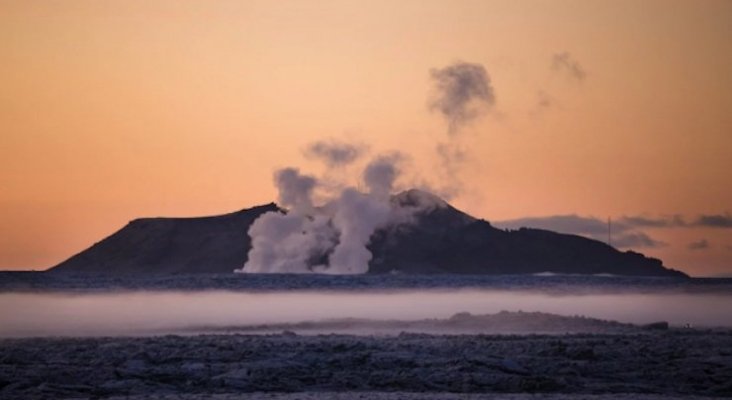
[1,271,731,293]
[1,272,731,337]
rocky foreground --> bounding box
[2,330,732,399]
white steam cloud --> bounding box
[237,152,427,274]
[274,168,317,214]
[240,61,496,274]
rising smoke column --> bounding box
[429,61,495,198]
[237,153,405,274]
[274,168,317,214]
[325,154,402,274]
[240,61,495,274]
[429,61,495,134]
[237,168,337,273]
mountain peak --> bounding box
[392,188,448,209]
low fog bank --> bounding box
[185,311,642,336]
[1,290,732,337]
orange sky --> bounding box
[1,0,731,276]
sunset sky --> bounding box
[1,0,731,276]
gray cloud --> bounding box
[694,213,732,228]
[619,215,687,228]
[498,212,732,235]
[493,214,664,249]
[688,239,710,251]
[552,52,586,81]
[429,61,495,134]
[495,215,620,236]
[611,232,666,249]
[617,213,732,229]
[304,140,367,167]
[495,212,732,250]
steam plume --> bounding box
[364,153,402,199]
[304,140,367,167]
[427,61,495,198]
[237,152,419,274]
[274,168,317,214]
[240,61,494,274]
[242,168,336,273]
[429,61,495,134]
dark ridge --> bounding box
[369,215,686,277]
[50,203,280,274]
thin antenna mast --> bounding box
[608,217,612,247]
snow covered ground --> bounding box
[2,329,731,399]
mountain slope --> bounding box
[50,203,279,274]
[49,191,687,277]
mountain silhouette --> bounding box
[50,189,687,277]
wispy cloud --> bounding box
[493,214,664,249]
[304,139,368,168]
[611,232,667,249]
[688,239,710,250]
[495,215,613,235]
[617,213,732,229]
[618,214,687,228]
[694,214,732,228]
[552,52,586,82]
[495,211,732,252]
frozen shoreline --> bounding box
[2,330,731,399]
[4,272,731,293]
[105,393,729,400]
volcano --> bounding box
[49,189,687,277]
